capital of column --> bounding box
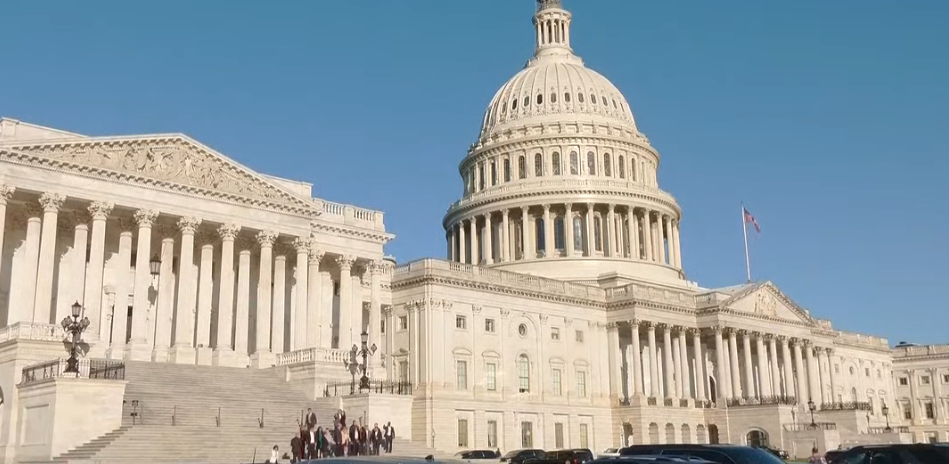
[178,217,202,235]
[274,242,292,257]
[370,260,385,275]
[825,347,836,357]
[658,323,672,333]
[256,230,278,248]
[687,327,702,337]
[606,321,619,332]
[607,203,615,211]
[39,192,66,213]
[673,325,687,336]
[308,248,325,265]
[336,254,356,271]
[628,318,642,328]
[723,327,739,337]
[643,320,656,330]
[802,339,813,348]
[0,185,15,204]
[218,223,241,240]
[737,329,751,338]
[501,208,510,218]
[711,325,724,335]
[381,304,393,317]
[586,202,594,211]
[564,202,573,213]
[763,333,776,342]
[134,209,159,228]
[71,211,92,229]
[777,335,789,344]
[88,201,114,220]
[292,237,309,254]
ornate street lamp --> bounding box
[61,301,90,374]
[149,254,161,276]
[882,402,892,432]
[807,399,817,429]
[351,330,377,391]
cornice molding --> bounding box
[392,274,605,309]
[310,221,393,245]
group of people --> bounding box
[289,408,397,462]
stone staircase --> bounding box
[40,361,443,464]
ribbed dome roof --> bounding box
[479,60,637,138]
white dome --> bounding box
[479,59,638,139]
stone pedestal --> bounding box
[104,346,125,361]
[250,351,276,369]
[168,345,196,365]
[196,347,213,366]
[212,348,237,367]
[237,353,250,368]
[152,348,169,363]
[124,342,152,361]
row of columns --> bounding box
[446,203,681,268]
[0,185,387,367]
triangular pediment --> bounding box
[0,134,320,216]
[721,281,816,325]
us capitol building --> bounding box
[0,0,946,462]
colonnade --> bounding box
[610,321,845,407]
[446,203,681,268]
[0,185,386,367]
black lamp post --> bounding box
[807,399,817,429]
[61,301,90,374]
[351,331,377,391]
[882,402,892,432]
[149,254,161,276]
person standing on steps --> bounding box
[384,421,395,453]
[306,408,317,429]
[371,423,383,455]
[268,444,280,463]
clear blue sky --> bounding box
[3,1,947,344]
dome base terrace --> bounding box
[488,255,687,287]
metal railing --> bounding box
[121,400,297,428]
[20,358,125,386]
[868,426,909,434]
[784,422,837,432]
[726,395,798,407]
[322,380,413,397]
[821,401,872,411]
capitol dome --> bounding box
[443,0,687,287]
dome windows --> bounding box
[586,151,596,175]
[550,92,557,104]
[534,153,544,177]
[518,155,527,180]
[551,152,561,176]
[612,99,618,109]
[618,155,626,179]
[503,159,512,182]
[601,96,608,106]
[569,151,579,175]
[512,98,518,110]
[564,92,571,103]
[603,154,612,177]
[578,93,585,103]
[523,96,530,108]
[591,94,597,105]
[536,94,543,105]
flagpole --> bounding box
[741,203,752,283]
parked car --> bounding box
[824,448,847,462]
[827,443,949,463]
[753,445,789,460]
[599,448,621,458]
[619,444,785,464]
[594,456,716,463]
[524,449,594,464]
[500,449,546,464]
[455,450,502,461]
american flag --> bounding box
[743,207,761,233]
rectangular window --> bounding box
[456,315,467,330]
[487,363,497,391]
[487,420,498,448]
[504,159,511,182]
[943,374,949,383]
[399,360,409,383]
[579,423,589,448]
[904,403,912,420]
[479,163,486,190]
[865,367,870,377]
[921,375,931,385]
[569,152,579,175]
[458,419,469,448]
[457,360,468,390]
[925,402,935,419]
[521,421,533,448]
[485,318,496,333]
[577,371,587,397]
[399,315,408,330]
[575,330,584,343]
[380,319,386,334]
[490,161,498,186]
[551,327,560,340]
[554,422,564,449]
[552,369,562,395]
[899,377,909,386]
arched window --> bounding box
[591,94,598,105]
[594,216,603,252]
[517,354,530,393]
[851,387,858,401]
[534,153,543,177]
[612,99,618,108]
[601,96,608,106]
[550,92,557,103]
[514,221,524,259]
[478,164,485,191]
[604,154,612,177]
[536,94,543,105]
[512,98,518,110]
[578,93,585,103]
[618,155,626,179]
[518,156,527,180]
[631,159,637,181]
[552,152,561,175]
[464,169,472,194]
[573,216,584,252]
[523,96,530,108]
[503,159,512,182]
[535,217,545,256]
[501,102,507,114]
[554,216,565,251]
[586,152,596,175]
[746,430,769,448]
[569,151,579,175]
[564,92,571,103]
[490,161,498,186]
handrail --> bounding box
[821,401,871,411]
[20,358,125,386]
[726,395,798,407]
[122,401,311,428]
[323,380,413,397]
[784,422,837,431]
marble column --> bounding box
[728,329,742,399]
[585,203,595,256]
[519,207,529,259]
[564,203,575,257]
[607,323,620,399]
[212,224,240,366]
[66,211,90,322]
[616,209,625,257]
[630,320,643,395]
[307,248,324,348]
[828,348,839,403]
[821,348,835,402]
[0,186,12,303]
[755,333,771,397]
[691,328,706,402]
[542,205,553,257]
[661,215,671,265]
[679,328,691,399]
[85,202,113,342]
[458,220,467,264]
[15,203,43,325]
[606,204,616,257]
[369,260,383,368]
[485,213,495,264]
[501,209,510,263]
[629,207,640,260]
[351,265,363,342]
[780,336,796,398]
[793,339,809,403]
[126,209,158,360]
[107,219,135,357]
[714,327,729,401]
[271,245,288,355]
[337,255,355,349]
[291,238,309,350]
[252,231,277,368]
[642,211,654,262]
[234,238,253,366]
[806,344,822,404]
[469,217,479,264]
[194,231,216,365]
[672,328,683,399]
[768,335,781,397]
[662,324,675,400]
[672,220,682,268]
[170,217,201,364]
[33,192,66,323]
[646,322,658,397]
[740,330,755,399]
[152,228,176,362]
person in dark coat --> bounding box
[384,421,395,453]
[371,423,383,455]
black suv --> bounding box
[619,444,785,464]
[828,444,949,463]
[500,449,546,464]
[525,449,594,464]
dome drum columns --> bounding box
[445,202,681,269]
